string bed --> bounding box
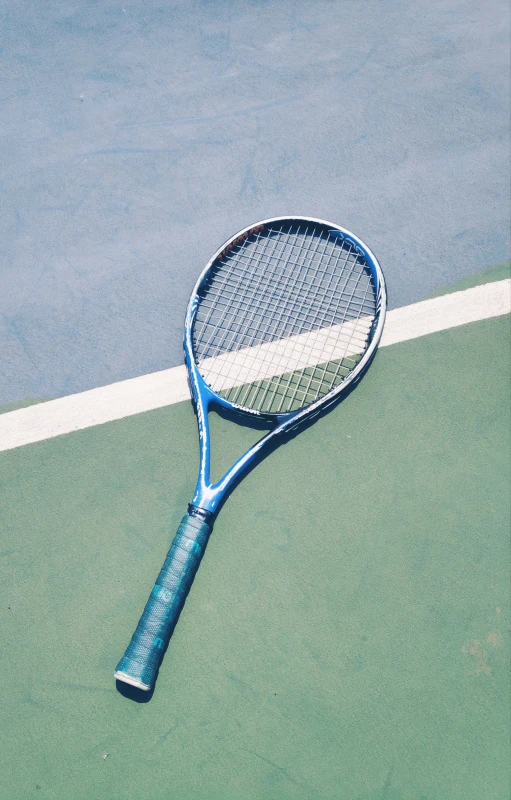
[192,221,378,414]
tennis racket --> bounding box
[115,216,386,691]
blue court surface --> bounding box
[1,0,509,404]
[1,2,510,799]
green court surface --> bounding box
[1,273,510,799]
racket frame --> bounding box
[185,216,386,515]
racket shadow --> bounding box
[115,678,154,702]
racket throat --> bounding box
[191,424,278,514]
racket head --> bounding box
[185,217,386,422]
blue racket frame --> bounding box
[185,216,387,515]
[114,216,386,692]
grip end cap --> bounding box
[114,671,151,691]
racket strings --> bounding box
[192,222,377,414]
[240,260,374,413]
[195,226,277,352]
[201,224,316,357]
[216,224,299,359]
[196,231,372,356]
[199,317,373,412]
[199,227,333,340]
[198,277,373,340]
[270,262,371,412]
[230,230,368,412]
[290,266,375,412]
[244,224,343,358]
[196,228,376,410]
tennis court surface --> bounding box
[0,265,509,799]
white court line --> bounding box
[0,279,509,453]
[199,316,373,391]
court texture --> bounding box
[1,2,510,800]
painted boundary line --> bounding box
[1,280,509,453]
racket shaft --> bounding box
[115,513,211,691]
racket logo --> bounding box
[153,637,165,650]
[152,584,173,603]
[184,539,203,556]
[218,224,264,260]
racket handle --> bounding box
[114,512,211,691]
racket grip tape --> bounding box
[114,512,211,691]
